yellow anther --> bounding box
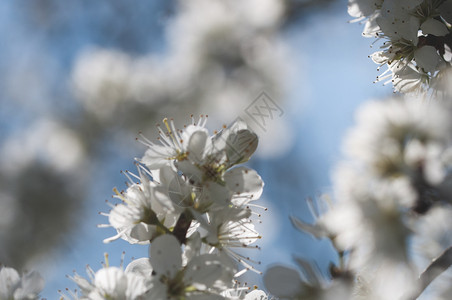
[104,253,109,267]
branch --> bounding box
[172,210,193,245]
[408,246,452,299]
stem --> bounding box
[418,33,452,57]
[407,246,452,299]
[172,210,193,244]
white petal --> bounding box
[142,145,175,169]
[211,120,250,155]
[125,272,148,299]
[263,265,304,298]
[174,160,204,186]
[142,279,167,299]
[224,167,264,201]
[414,46,441,73]
[183,232,202,263]
[225,130,258,166]
[153,186,176,212]
[199,181,232,208]
[72,274,94,295]
[187,294,224,300]
[371,51,392,64]
[0,267,20,299]
[362,12,380,37]
[377,14,419,43]
[186,130,208,164]
[290,215,328,239]
[163,167,195,207]
[150,234,182,278]
[130,223,156,242]
[347,0,382,18]
[109,204,136,229]
[13,271,44,299]
[392,65,426,93]
[184,254,236,290]
[245,290,268,300]
[125,258,153,277]
[421,18,449,36]
[153,165,176,186]
[94,267,127,297]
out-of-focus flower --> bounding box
[66,261,148,299]
[0,117,87,267]
[413,205,452,261]
[342,97,452,212]
[283,95,452,299]
[264,261,352,300]
[1,119,85,174]
[324,165,412,268]
[344,98,451,180]
[0,162,83,268]
[71,0,293,158]
[351,260,416,300]
[0,266,44,300]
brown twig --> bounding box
[172,210,193,244]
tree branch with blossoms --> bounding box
[6,1,452,299]
[57,116,269,299]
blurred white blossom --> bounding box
[0,266,44,300]
[71,0,293,157]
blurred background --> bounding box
[0,0,393,298]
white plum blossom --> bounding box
[323,165,413,270]
[351,261,417,300]
[92,114,265,299]
[140,117,262,213]
[413,205,452,262]
[141,116,210,170]
[100,166,179,244]
[136,234,237,300]
[192,206,262,275]
[317,97,452,286]
[66,261,148,299]
[347,0,383,20]
[0,266,44,300]
[141,117,258,180]
[70,0,291,160]
[221,287,269,300]
[344,98,451,173]
[275,90,452,300]
[350,0,452,93]
[343,97,452,212]
[263,262,352,300]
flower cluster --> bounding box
[0,266,44,300]
[285,97,452,299]
[66,117,269,299]
[72,0,287,123]
[259,2,452,295]
[8,1,452,299]
[349,0,452,93]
